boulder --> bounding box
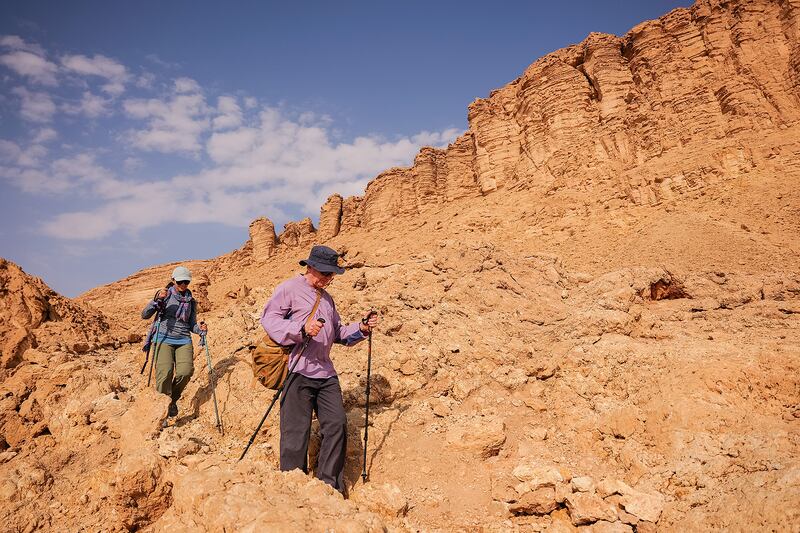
[445,417,506,458]
[565,492,618,526]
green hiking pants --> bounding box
[154,342,194,402]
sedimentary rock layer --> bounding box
[302,0,799,239]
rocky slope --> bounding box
[2,0,800,531]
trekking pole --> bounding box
[144,290,167,386]
[238,317,326,462]
[140,309,162,375]
[361,310,377,482]
[200,322,223,435]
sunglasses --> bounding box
[318,271,335,278]
[175,279,190,286]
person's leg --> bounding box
[280,374,316,473]
[154,343,177,397]
[170,343,195,402]
[315,376,347,492]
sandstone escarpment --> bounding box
[291,0,799,236]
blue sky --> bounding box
[0,1,691,297]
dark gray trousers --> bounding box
[280,373,347,492]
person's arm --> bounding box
[141,297,162,319]
[190,299,202,335]
[260,284,305,345]
[142,288,168,319]
[333,305,368,346]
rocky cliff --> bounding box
[2,0,799,531]
[280,0,799,240]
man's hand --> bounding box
[305,319,324,338]
[199,321,208,333]
[156,288,168,300]
[360,311,379,334]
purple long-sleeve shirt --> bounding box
[260,274,367,379]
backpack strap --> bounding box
[305,290,322,330]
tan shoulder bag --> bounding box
[252,290,321,390]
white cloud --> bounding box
[37,102,462,240]
[17,145,48,167]
[0,150,121,195]
[174,77,201,94]
[206,127,257,163]
[0,35,45,55]
[123,86,210,154]
[412,128,462,148]
[32,127,58,144]
[63,91,112,118]
[61,54,129,95]
[12,87,56,122]
[0,140,21,161]
[136,72,156,89]
[1,54,463,242]
[0,166,71,193]
[212,95,242,130]
[123,157,143,172]
[0,139,48,167]
[0,50,58,85]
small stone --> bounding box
[0,451,18,464]
[432,398,452,418]
[635,521,657,533]
[571,476,595,492]
[71,342,90,354]
[565,492,618,526]
[508,487,558,515]
[527,426,548,440]
[353,482,408,518]
[512,464,564,489]
[547,509,577,533]
[555,482,573,503]
[596,478,633,498]
[620,489,664,523]
[445,417,505,458]
[399,359,419,376]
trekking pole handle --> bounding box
[199,321,207,346]
[361,310,378,325]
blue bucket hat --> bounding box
[299,245,345,275]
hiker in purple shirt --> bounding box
[260,245,379,493]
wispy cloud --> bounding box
[212,95,243,130]
[0,35,45,55]
[122,79,210,154]
[61,53,129,95]
[32,127,58,144]
[0,50,58,85]
[36,104,460,240]
[62,91,112,118]
[0,38,462,242]
[12,87,56,122]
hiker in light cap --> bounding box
[260,245,379,493]
[141,265,208,418]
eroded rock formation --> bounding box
[301,0,799,238]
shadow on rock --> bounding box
[183,355,240,426]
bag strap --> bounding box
[305,290,322,329]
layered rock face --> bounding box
[302,0,799,238]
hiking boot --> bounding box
[168,401,178,418]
